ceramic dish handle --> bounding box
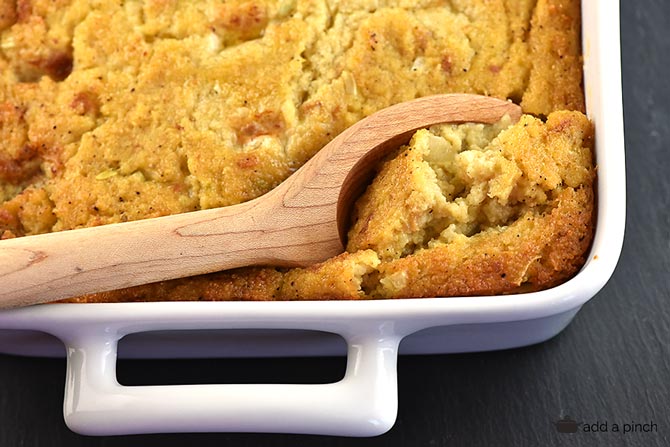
[61,328,403,436]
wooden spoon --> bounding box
[0,94,521,308]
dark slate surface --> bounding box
[1,0,668,445]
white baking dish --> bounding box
[0,0,624,437]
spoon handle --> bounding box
[0,189,340,308]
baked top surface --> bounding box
[0,0,589,301]
[1,0,583,236]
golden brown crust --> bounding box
[1,1,584,234]
[73,267,286,303]
[522,0,585,114]
[0,1,17,32]
[0,1,590,302]
[280,250,380,300]
[0,186,55,238]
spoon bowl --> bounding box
[0,94,521,308]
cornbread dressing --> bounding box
[0,0,592,301]
[73,112,595,302]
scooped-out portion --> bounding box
[70,110,594,302]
